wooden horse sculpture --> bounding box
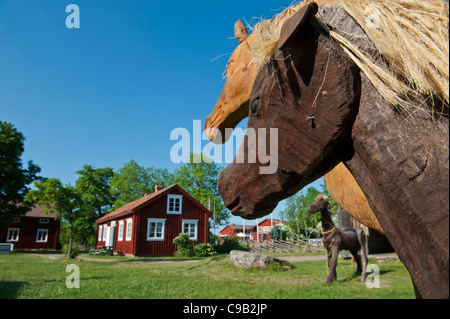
[205,0,384,235]
[308,194,368,284]
[216,2,449,298]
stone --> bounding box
[229,250,275,268]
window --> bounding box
[13,217,20,223]
[36,229,48,243]
[167,194,183,214]
[147,218,166,241]
[125,218,132,241]
[98,225,102,241]
[39,218,49,224]
[7,228,19,242]
[118,220,124,241]
[182,220,198,241]
[103,225,107,241]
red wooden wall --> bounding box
[96,188,211,257]
[0,217,60,250]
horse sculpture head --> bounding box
[204,2,323,143]
[204,19,259,143]
[308,194,330,214]
[217,4,361,219]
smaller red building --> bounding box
[251,218,283,242]
[0,205,60,250]
[219,218,284,243]
[219,224,251,243]
[95,185,212,257]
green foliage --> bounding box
[110,160,173,209]
[74,165,115,244]
[270,224,289,241]
[173,233,194,257]
[193,243,217,257]
[173,153,230,227]
[214,236,249,255]
[0,121,41,227]
[62,242,80,259]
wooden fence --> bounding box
[247,239,326,254]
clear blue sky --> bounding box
[0,0,324,229]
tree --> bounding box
[25,179,81,257]
[0,121,41,227]
[110,160,173,209]
[172,153,230,227]
[74,165,115,245]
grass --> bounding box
[0,252,415,299]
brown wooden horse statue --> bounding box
[216,2,449,298]
[205,0,384,235]
[308,194,368,284]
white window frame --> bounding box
[147,218,166,241]
[39,218,49,224]
[125,218,133,241]
[167,194,183,214]
[7,228,20,242]
[182,219,198,241]
[98,225,103,241]
[103,224,107,241]
[36,229,49,243]
[118,220,124,242]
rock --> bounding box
[229,250,275,268]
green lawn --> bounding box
[0,252,415,299]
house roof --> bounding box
[219,224,252,233]
[25,204,58,218]
[96,184,212,224]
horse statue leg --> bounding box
[356,228,368,282]
[327,246,340,284]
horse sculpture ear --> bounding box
[277,2,319,50]
[235,19,249,44]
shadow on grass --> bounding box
[338,269,392,283]
[0,281,26,299]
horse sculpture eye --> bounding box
[251,97,260,114]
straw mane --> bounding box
[249,0,449,118]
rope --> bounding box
[322,227,336,236]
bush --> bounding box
[214,236,249,255]
[173,233,194,257]
[193,243,217,257]
[62,242,80,259]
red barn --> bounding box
[250,218,284,242]
[95,184,212,257]
[0,205,60,250]
[219,224,253,243]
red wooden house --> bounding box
[219,218,284,243]
[219,224,252,243]
[250,218,283,242]
[95,184,212,257]
[0,205,60,250]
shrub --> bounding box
[173,233,194,257]
[214,236,249,255]
[193,243,217,257]
[62,243,80,259]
